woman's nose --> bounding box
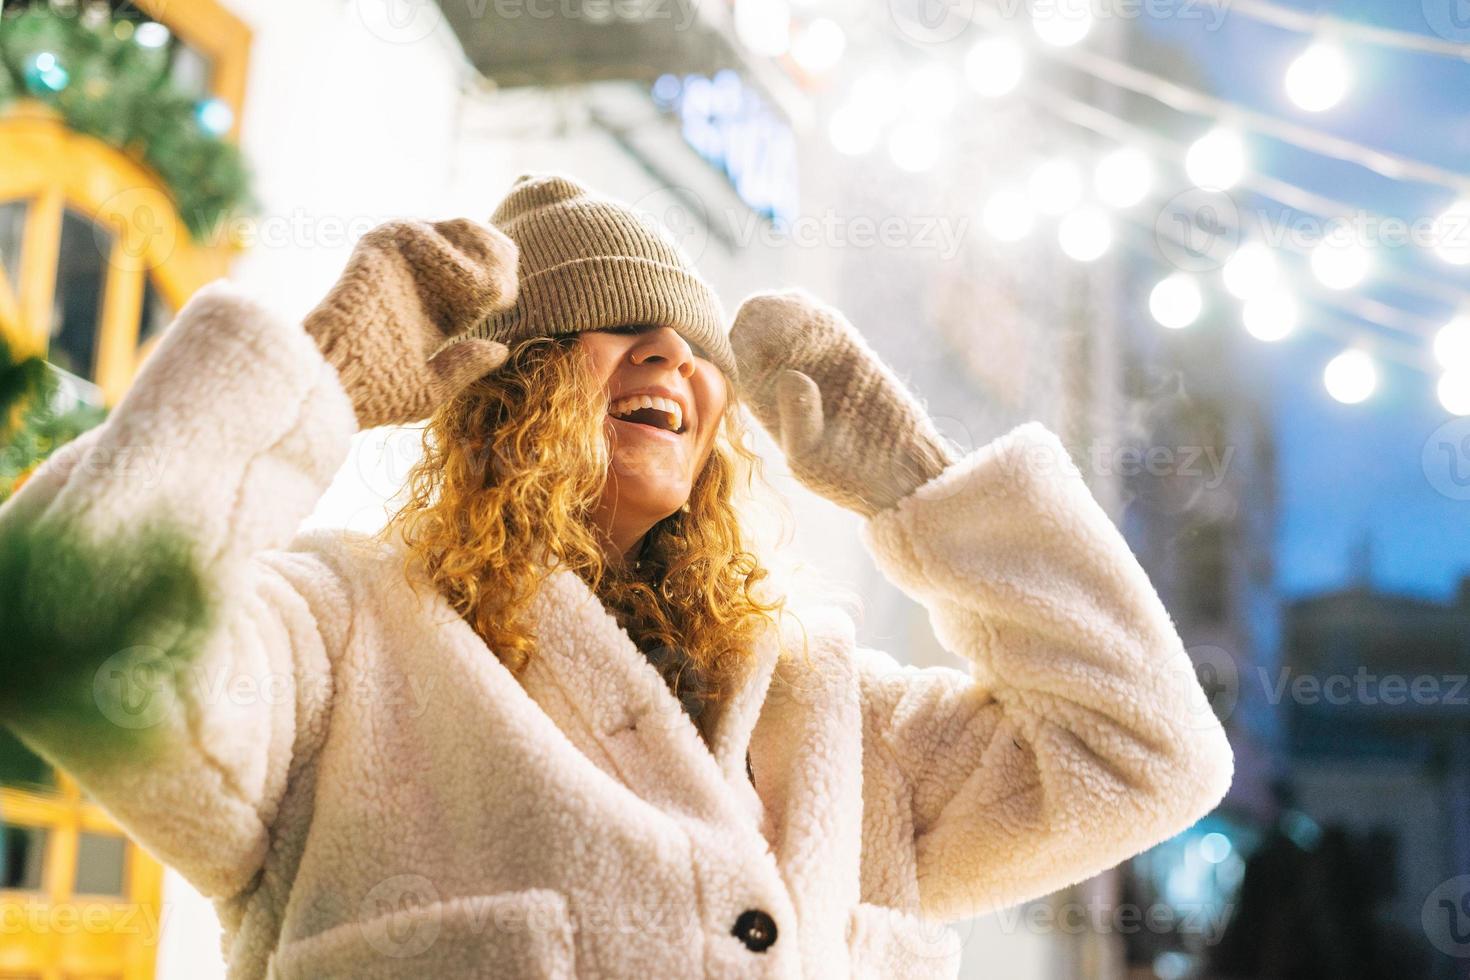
[629,326,696,378]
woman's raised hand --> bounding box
[729,288,959,518]
[303,217,520,429]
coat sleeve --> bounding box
[0,279,361,900]
[853,420,1234,922]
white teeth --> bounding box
[608,394,683,432]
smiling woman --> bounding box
[0,171,1232,980]
[373,174,781,744]
[384,310,779,743]
[577,320,731,561]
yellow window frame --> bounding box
[2,3,251,977]
[1,773,166,980]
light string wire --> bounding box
[1205,0,1470,60]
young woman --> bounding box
[0,172,1233,979]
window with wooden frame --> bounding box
[1,2,251,978]
[1,736,165,980]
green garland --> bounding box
[0,330,108,504]
[0,4,259,241]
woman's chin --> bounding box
[636,488,690,519]
[607,447,690,490]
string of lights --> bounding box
[862,5,1470,409]
[1016,77,1470,326]
[773,0,1470,410]
[954,1,1470,199]
[1120,214,1441,413]
[1206,0,1470,60]
[1116,215,1435,375]
[978,128,1446,372]
[976,79,1470,409]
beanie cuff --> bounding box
[472,255,738,383]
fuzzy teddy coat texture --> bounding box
[0,280,1234,979]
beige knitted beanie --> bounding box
[465,172,738,385]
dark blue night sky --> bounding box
[1142,1,1470,603]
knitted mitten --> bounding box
[730,288,960,519]
[303,217,519,429]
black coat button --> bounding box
[732,908,777,952]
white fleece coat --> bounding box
[1,281,1234,979]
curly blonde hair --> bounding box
[375,333,806,734]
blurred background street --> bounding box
[2,0,1469,977]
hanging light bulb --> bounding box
[791,18,845,74]
[965,36,1025,97]
[1311,234,1372,290]
[1222,243,1281,299]
[1432,200,1470,266]
[1434,315,1470,370]
[1032,0,1093,47]
[1323,349,1377,404]
[1028,158,1083,215]
[1242,289,1298,342]
[982,187,1036,242]
[1094,147,1153,209]
[1284,42,1352,112]
[1149,275,1203,329]
[1439,369,1470,416]
[1185,128,1247,191]
[1058,207,1112,261]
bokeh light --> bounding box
[1150,274,1203,329]
[1433,315,1470,370]
[1285,43,1352,112]
[1029,158,1084,215]
[965,36,1026,97]
[1058,207,1113,261]
[1094,147,1153,208]
[1324,349,1377,403]
[791,18,845,74]
[982,187,1036,242]
[1222,243,1281,300]
[1185,128,1247,190]
[1032,0,1094,47]
[1311,235,1372,290]
[1242,289,1298,342]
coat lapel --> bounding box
[516,565,781,827]
[748,603,865,978]
[388,529,862,972]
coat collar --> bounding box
[378,527,863,960]
[385,522,791,823]
[519,564,783,805]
